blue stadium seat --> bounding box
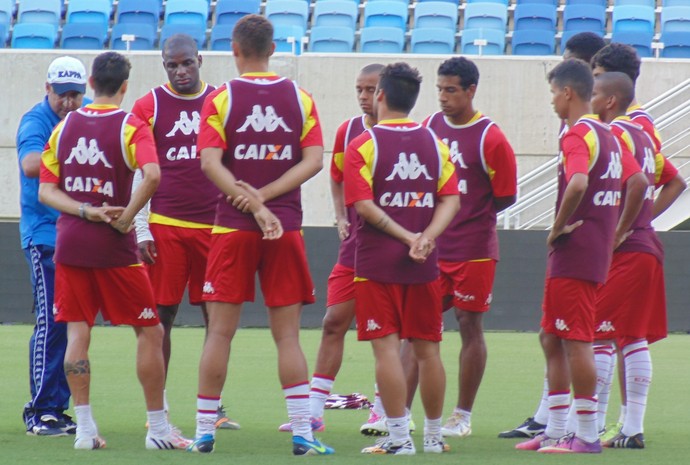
[210,23,233,50]
[360,26,405,53]
[312,1,358,30]
[560,29,604,53]
[61,22,107,50]
[66,0,111,30]
[417,0,458,3]
[214,0,261,27]
[364,2,408,31]
[111,22,157,50]
[11,22,57,49]
[273,24,306,54]
[663,0,690,6]
[164,0,209,28]
[464,3,508,32]
[414,2,458,31]
[612,6,655,34]
[466,0,509,4]
[116,0,161,30]
[0,0,13,32]
[565,0,607,5]
[410,28,455,54]
[160,23,207,48]
[265,0,309,36]
[660,31,690,58]
[563,5,606,35]
[460,27,505,55]
[614,0,655,6]
[516,0,558,4]
[512,29,556,55]
[514,4,557,32]
[17,0,61,32]
[611,30,654,57]
[309,25,355,52]
[661,7,690,34]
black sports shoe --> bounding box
[603,432,645,449]
[498,417,546,439]
[26,414,68,437]
[58,414,77,435]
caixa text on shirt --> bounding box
[64,176,114,197]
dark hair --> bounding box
[360,63,385,76]
[91,52,131,97]
[595,71,635,113]
[547,59,593,101]
[437,56,479,89]
[591,43,641,84]
[162,33,198,58]
[232,14,273,58]
[564,32,606,63]
[378,62,422,113]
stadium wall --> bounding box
[1,222,689,333]
[2,50,690,226]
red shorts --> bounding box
[541,277,598,342]
[354,279,443,342]
[327,263,355,307]
[438,259,496,312]
[203,230,315,307]
[148,223,211,306]
[54,263,159,327]
[595,252,667,346]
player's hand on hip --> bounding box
[253,206,283,240]
[138,240,157,264]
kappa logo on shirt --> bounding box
[596,321,615,333]
[442,139,468,169]
[237,105,293,133]
[366,319,382,332]
[166,111,201,137]
[385,153,433,181]
[203,281,215,295]
[65,138,113,168]
[138,308,156,320]
[600,151,623,180]
[641,146,656,175]
[555,319,571,332]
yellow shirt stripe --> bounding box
[41,120,66,178]
[149,213,214,229]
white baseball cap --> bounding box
[47,56,87,95]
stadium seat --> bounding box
[661,7,690,34]
[360,26,405,53]
[364,2,408,31]
[309,25,355,52]
[0,23,7,47]
[560,29,604,53]
[111,22,157,50]
[160,23,207,48]
[17,0,61,32]
[210,23,233,50]
[516,0,558,4]
[466,0,509,4]
[265,0,309,36]
[464,3,508,32]
[66,0,111,29]
[564,0,607,5]
[612,6,655,34]
[417,0,458,4]
[614,0,655,6]
[60,22,107,50]
[611,30,654,57]
[0,0,13,31]
[663,0,690,6]
[11,22,57,49]
[660,31,690,58]
[273,24,306,54]
[514,4,557,32]
[164,0,209,28]
[414,2,458,31]
[116,0,161,30]
[512,29,556,55]
[410,28,455,54]
[312,1,358,30]
[562,5,606,35]
[214,0,261,27]
[460,27,505,55]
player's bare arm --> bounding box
[113,162,161,234]
[21,152,42,178]
[614,172,648,249]
[547,172,587,247]
[652,173,686,219]
[38,182,125,223]
[330,178,350,241]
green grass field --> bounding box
[1,325,688,464]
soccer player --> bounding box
[131,33,239,430]
[563,32,606,63]
[16,56,89,437]
[423,56,517,438]
[38,51,191,451]
[344,62,460,455]
[188,15,333,456]
[276,63,385,434]
[516,59,621,454]
[591,76,685,449]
